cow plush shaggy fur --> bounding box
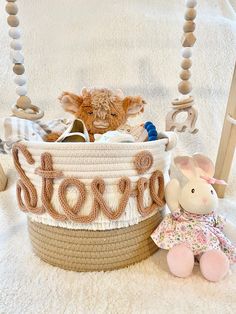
[45,88,146,142]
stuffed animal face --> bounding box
[59,88,146,139]
[179,178,218,215]
[165,154,220,215]
[175,155,219,215]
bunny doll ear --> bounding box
[174,156,197,179]
[192,154,215,177]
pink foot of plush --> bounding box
[200,250,229,282]
[167,243,194,278]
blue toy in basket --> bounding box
[144,121,158,141]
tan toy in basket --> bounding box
[12,132,177,271]
[45,88,146,142]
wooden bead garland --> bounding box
[17,96,31,109]
[181,58,192,70]
[13,64,25,75]
[185,8,196,20]
[7,15,19,27]
[14,75,27,86]
[182,47,192,58]
[180,70,191,80]
[9,27,21,39]
[181,32,196,47]
[166,0,198,134]
[178,81,192,95]
[5,0,44,120]
[186,0,197,8]
[16,85,27,96]
[10,39,22,50]
[183,21,195,33]
[10,50,24,63]
[6,2,18,15]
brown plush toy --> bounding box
[45,88,146,142]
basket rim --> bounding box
[20,137,167,148]
[18,131,177,152]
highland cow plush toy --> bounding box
[45,88,146,142]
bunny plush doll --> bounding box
[151,154,236,282]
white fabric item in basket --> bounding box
[0,117,71,153]
[21,137,174,230]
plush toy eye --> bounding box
[111,113,117,117]
[191,188,195,193]
[88,112,93,115]
[211,190,214,195]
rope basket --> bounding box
[28,213,160,272]
[13,133,176,271]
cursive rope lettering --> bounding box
[13,144,165,222]
[12,143,44,214]
[91,177,131,220]
[137,170,165,216]
[36,152,66,221]
[59,177,98,223]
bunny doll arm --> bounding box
[222,219,236,246]
[165,179,181,213]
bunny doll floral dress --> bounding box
[151,208,236,264]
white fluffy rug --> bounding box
[0,1,236,313]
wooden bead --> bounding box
[185,0,197,8]
[180,70,191,80]
[10,40,22,50]
[7,15,19,27]
[16,85,27,96]
[9,27,21,39]
[14,75,27,86]
[16,96,31,109]
[185,8,197,21]
[183,21,196,33]
[13,64,25,75]
[6,3,18,15]
[172,96,194,107]
[178,81,192,95]
[181,33,196,47]
[10,50,24,63]
[182,47,192,58]
[181,58,192,70]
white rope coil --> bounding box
[20,136,176,230]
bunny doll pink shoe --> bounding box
[151,154,236,282]
[167,243,194,278]
[200,250,230,282]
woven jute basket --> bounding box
[13,132,176,271]
[28,213,160,271]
